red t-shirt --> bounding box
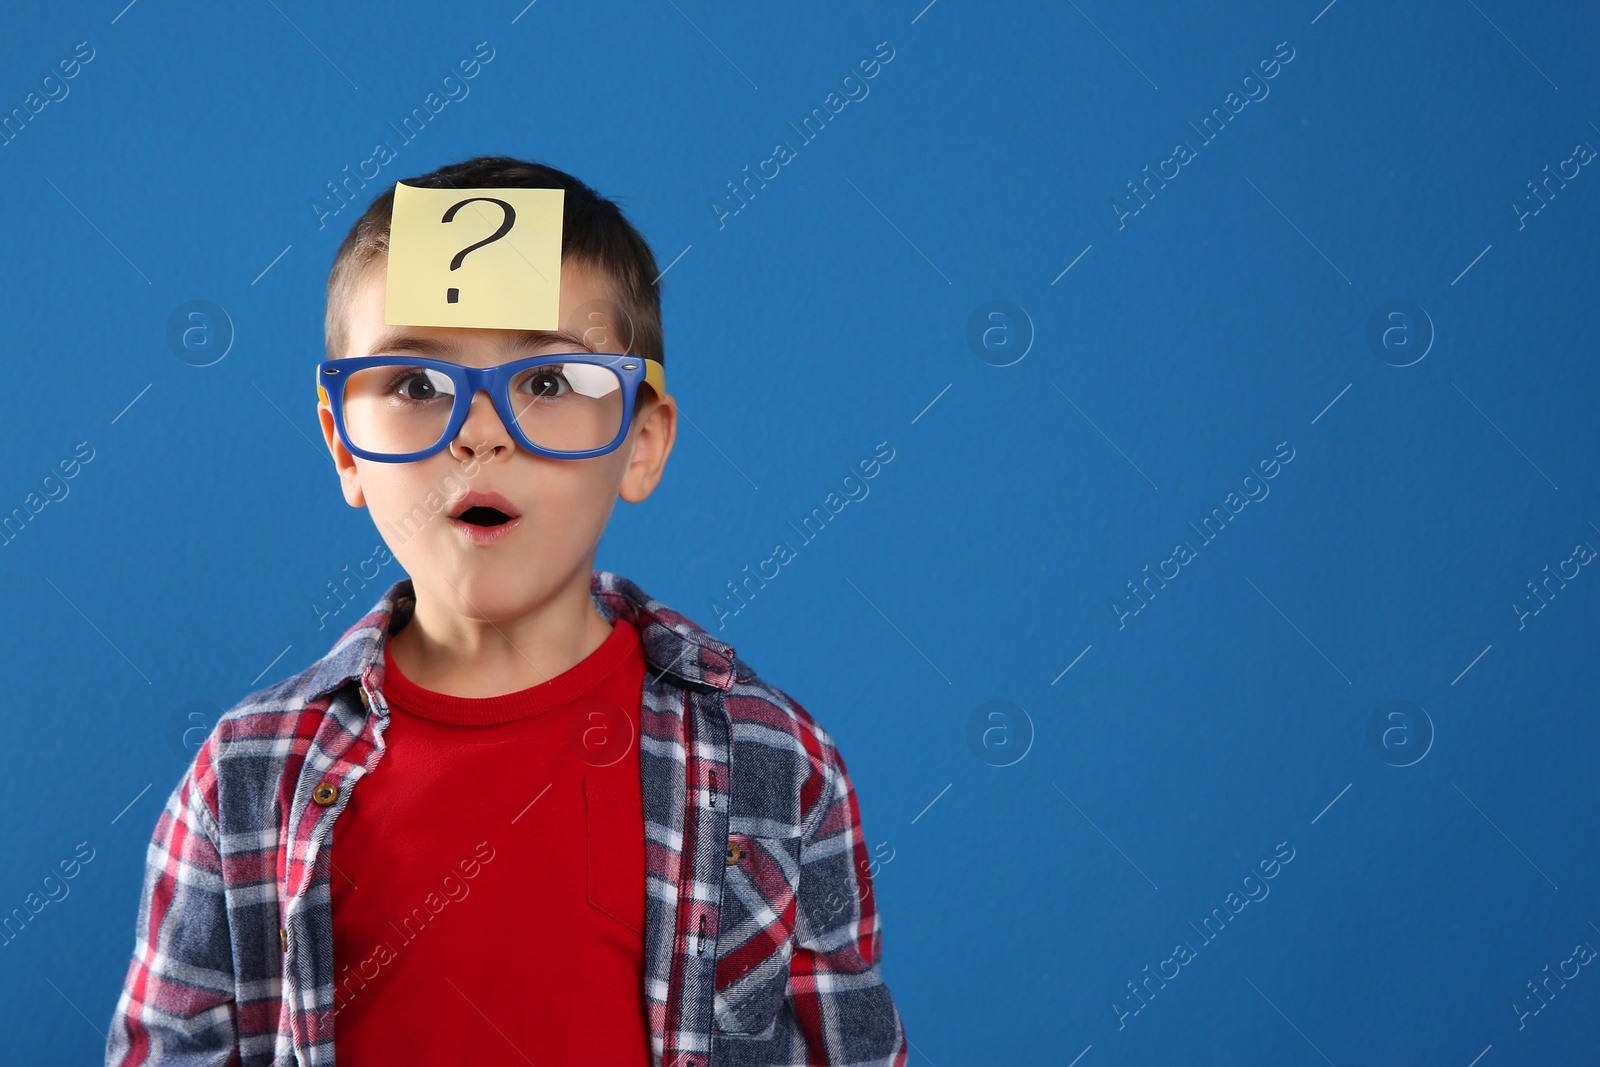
[330,615,651,1065]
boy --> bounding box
[106,156,908,1066]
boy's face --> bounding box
[318,256,675,623]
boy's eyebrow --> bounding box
[366,328,597,357]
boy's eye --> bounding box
[512,361,622,403]
[385,366,455,402]
[517,365,573,399]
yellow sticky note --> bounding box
[384,184,565,330]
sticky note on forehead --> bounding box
[384,184,565,330]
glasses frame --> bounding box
[316,352,666,463]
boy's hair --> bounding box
[324,155,664,404]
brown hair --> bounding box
[324,155,664,404]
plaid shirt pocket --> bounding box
[712,832,803,1037]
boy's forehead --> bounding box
[344,256,621,358]
[355,324,599,359]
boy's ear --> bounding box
[318,402,367,508]
[618,392,676,505]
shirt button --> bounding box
[725,840,742,866]
[358,687,371,710]
[313,782,339,806]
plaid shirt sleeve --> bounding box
[787,735,909,1065]
[106,742,242,1067]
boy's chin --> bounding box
[432,572,539,618]
[425,554,576,607]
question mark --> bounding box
[441,197,516,304]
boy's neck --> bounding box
[386,576,616,699]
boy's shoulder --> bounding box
[181,578,414,819]
[590,570,852,837]
[207,583,396,746]
[591,569,846,786]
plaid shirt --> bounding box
[106,569,907,1067]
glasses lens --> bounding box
[340,363,457,456]
[506,361,625,453]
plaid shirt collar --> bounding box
[301,569,745,706]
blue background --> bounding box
[2,1,1597,1063]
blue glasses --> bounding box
[317,353,666,462]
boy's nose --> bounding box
[451,390,513,457]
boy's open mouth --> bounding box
[447,492,523,529]
[455,506,513,527]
